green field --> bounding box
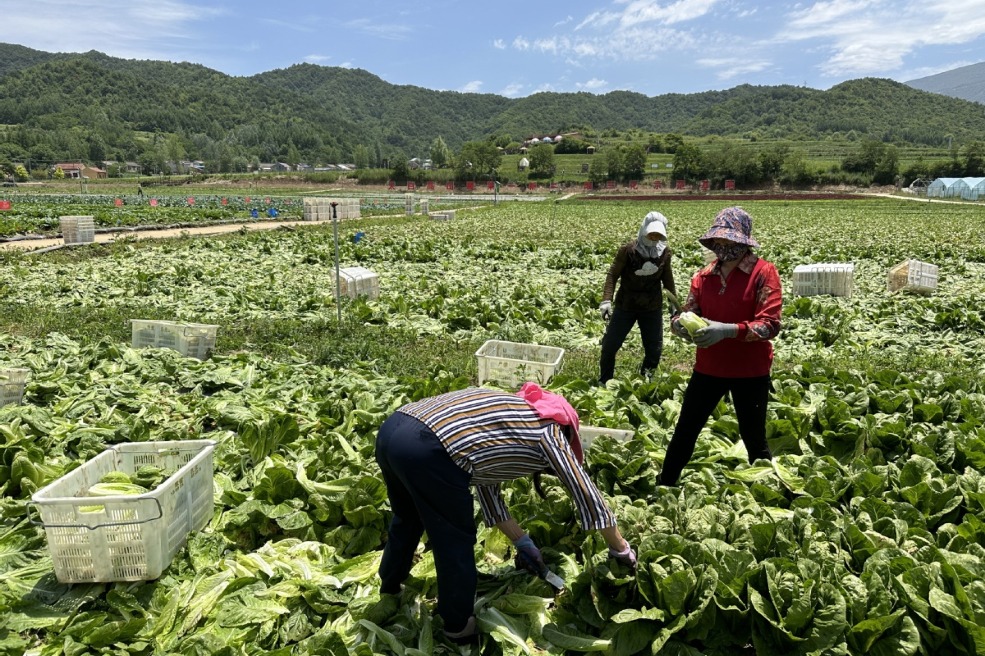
[2,196,985,655]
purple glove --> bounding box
[608,542,637,569]
[514,534,545,574]
[693,320,738,348]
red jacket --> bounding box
[681,252,782,378]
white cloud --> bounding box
[493,39,506,49]
[516,0,714,66]
[576,11,620,30]
[533,37,562,55]
[554,15,574,27]
[0,0,223,59]
[500,82,525,97]
[460,80,483,93]
[304,54,331,64]
[697,58,772,80]
[616,0,721,27]
[779,1,985,78]
[343,18,414,41]
[262,18,316,33]
[577,77,608,91]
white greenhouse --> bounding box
[927,177,970,198]
[960,177,985,200]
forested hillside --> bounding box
[2,43,984,171]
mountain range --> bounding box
[1,42,983,166]
[906,62,985,104]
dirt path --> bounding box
[0,218,346,253]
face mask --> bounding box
[711,242,748,262]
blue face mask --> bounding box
[711,242,748,262]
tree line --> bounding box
[2,44,985,188]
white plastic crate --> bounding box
[0,368,30,407]
[792,263,855,298]
[302,198,360,221]
[31,440,216,583]
[475,340,565,387]
[176,323,220,360]
[431,210,456,221]
[60,215,95,245]
[579,425,634,450]
[337,266,380,300]
[131,319,179,350]
[888,259,938,295]
[130,320,218,359]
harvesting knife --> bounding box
[516,553,566,590]
[541,567,566,591]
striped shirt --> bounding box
[397,387,616,531]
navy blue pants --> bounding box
[660,372,773,486]
[600,307,664,383]
[375,412,476,633]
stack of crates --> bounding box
[888,259,938,295]
[336,267,380,300]
[792,263,855,298]
[61,215,95,245]
[31,440,216,583]
[0,368,29,407]
[302,198,360,221]
[130,320,219,360]
[475,340,565,387]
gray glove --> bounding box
[608,542,637,569]
[670,313,692,342]
[599,301,612,322]
[693,320,738,348]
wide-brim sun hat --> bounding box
[698,206,760,248]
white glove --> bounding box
[599,301,612,321]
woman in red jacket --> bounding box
[662,206,782,486]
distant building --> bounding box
[53,162,107,179]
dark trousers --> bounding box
[375,412,476,632]
[599,307,664,383]
[660,372,772,486]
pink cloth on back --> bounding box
[515,382,583,464]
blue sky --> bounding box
[5,0,985,97]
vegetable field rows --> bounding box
[2,198,985,655]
